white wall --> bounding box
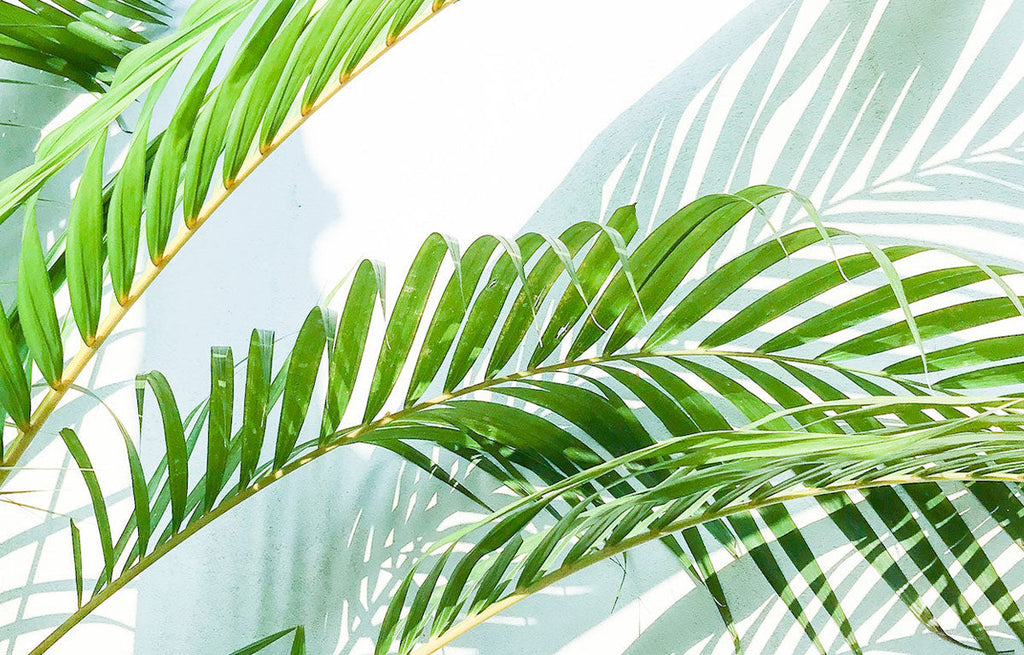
[3,0,1024,653]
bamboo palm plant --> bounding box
[2,2,1024,655]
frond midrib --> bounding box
[23,343,926,653]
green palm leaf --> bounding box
[0,0,167,91]
[33,191,1024,653]
[383,410,1024,655]
[0,0,461,482]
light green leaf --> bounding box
[274,308,327,469]
[66,133,107,343]
[18,200,63,387]
[206,346,234,509]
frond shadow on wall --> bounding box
[452,0,1024,653]
[526,0,1024,263]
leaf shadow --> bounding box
[447,0,1024,653]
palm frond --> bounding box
[0,0,260,222]
[0,0,168,91]
[0,0,461,482]
[29,191,1024,653]
[382,409,1024,655]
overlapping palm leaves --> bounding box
[0,0,459,477]
[0,0,264,222]
[0,0,169,91]
[33,186,1024,653]
[387,400,1024,655]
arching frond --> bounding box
[0,0,168,91]
[31,191,1024,653]
[0,0,461,478]
[0,0,259,221]
[385,408,1024,655]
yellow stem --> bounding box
[0,0,459,487]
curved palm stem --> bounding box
[30,466,1022,655]
[410,472,1024,655]
[0,0,459,486]
[18,345,943,653]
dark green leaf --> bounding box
[206,346,234,509]
[240,329,274,485]
[136,371,187,532]
[59,428,114,580]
